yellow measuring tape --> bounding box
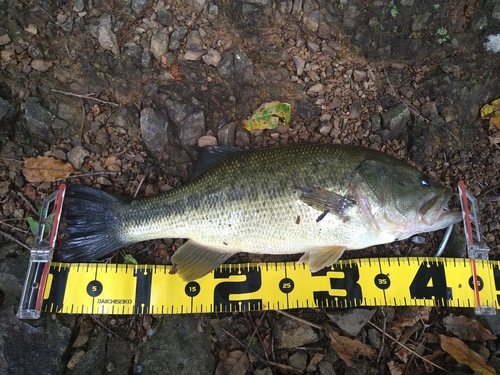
[39,257,500,315]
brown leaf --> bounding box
[22,184,37,201]
[22,156,81,182]
[325,325,375,368]
[443,315,497,342]
[305,353,324,373]
[439,334,496,375]
[423,350,444,373]
[215,350,249,375]
[387,360,405,375]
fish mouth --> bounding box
[418,190,462,229]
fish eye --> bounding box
[420,176,431,188]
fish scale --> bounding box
[58,143,462,281]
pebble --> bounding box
[218,122,237,146]
[31,59,53,72]
[288,351,307,371]
[292,55,305,76]
[93,15,120,55]
[327,308,376,336]
[330,97,343,109]
[306,40,320,53]
[307,83,323,95]
[318,361,336,375]
[150,29,169,61]
[274,318,319,348]
[202,48,221,67]
[353,69,367,82]
[349,99,362,119]
[184,50,205,61]
[0,34,11,45]
[186,30,203,50]
[197,135,217,147]
[67,145,90,170]
[169,27,187,50]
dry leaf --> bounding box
[242,101,291,131]
[325,325,375,368]
[305,352,324,373]
[443,315,497,342]
[103,155,119,168]
[439,334,496,375]
[215,350,249,375]
[423,350,444,373]
[387,360,405,375]
[22,184,37,201]
[23,156,81,182]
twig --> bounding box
[51,89,119,107]
[134,175,146,198]
[244,311,268,360]
[80,103,85,143]
[368,321,451,373]
[276,309,322,330]
[89,315,127,341]
[0,220,30,235]
[0,230,31,251]
[218,325,303,374]
[56,171,118,181]
[17,191,38,214]
[376,307,387,366]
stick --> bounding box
[276,309,322,330]
[368,321,451,373]
[0,230,31,251]
[51,89,119,107]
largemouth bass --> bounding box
[58,143,462,281]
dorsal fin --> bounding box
[193,145,243,178]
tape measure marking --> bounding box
[40,257,500,315]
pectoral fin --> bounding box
[298,246,346,272]
[171,240,235,281]
[299,186,356,221]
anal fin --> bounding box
[171,240,235,281]
[298,246,346,273]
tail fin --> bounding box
[57,184,131,262]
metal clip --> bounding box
[17,184,66,319]
[458,181,495,315]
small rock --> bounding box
[25,24,38,35]
[367,328,381,349]
[0,98,14,121]
[254,368,273,375]
[140,107,170,158]
[24,97,56,141]
[184,50,205,61]
[198,135,217,147]
[234,49,254,84]
[349,99,362,119]
[169,27,188,50]
[379,103,411,139]
[92,15,120,55]
[67,145,90,170]
[166,98,205,147]
[353,70,367,82]
[318,361,336,375]
[292,55,305,76]
[319,123,333,136]
[67,349,86,370]
[288,351,307,371]
[330,97,343,109]
[303,10,320,32]
[307,83,323,95]
[28,43,44,59]
[73,0,85,12]
[234,128,250,148]
[306,40,320,53]
[274,317,319,348]
[186,30,203,50]
[157,9,176,26]
[131,0,153,14]
[0,34,11,45]
[150,29,169,62]
[202,48,221,67]
[218,122,237,146]
[191,0,208,12]
[30,59,53,72]
[327,308,376,336]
